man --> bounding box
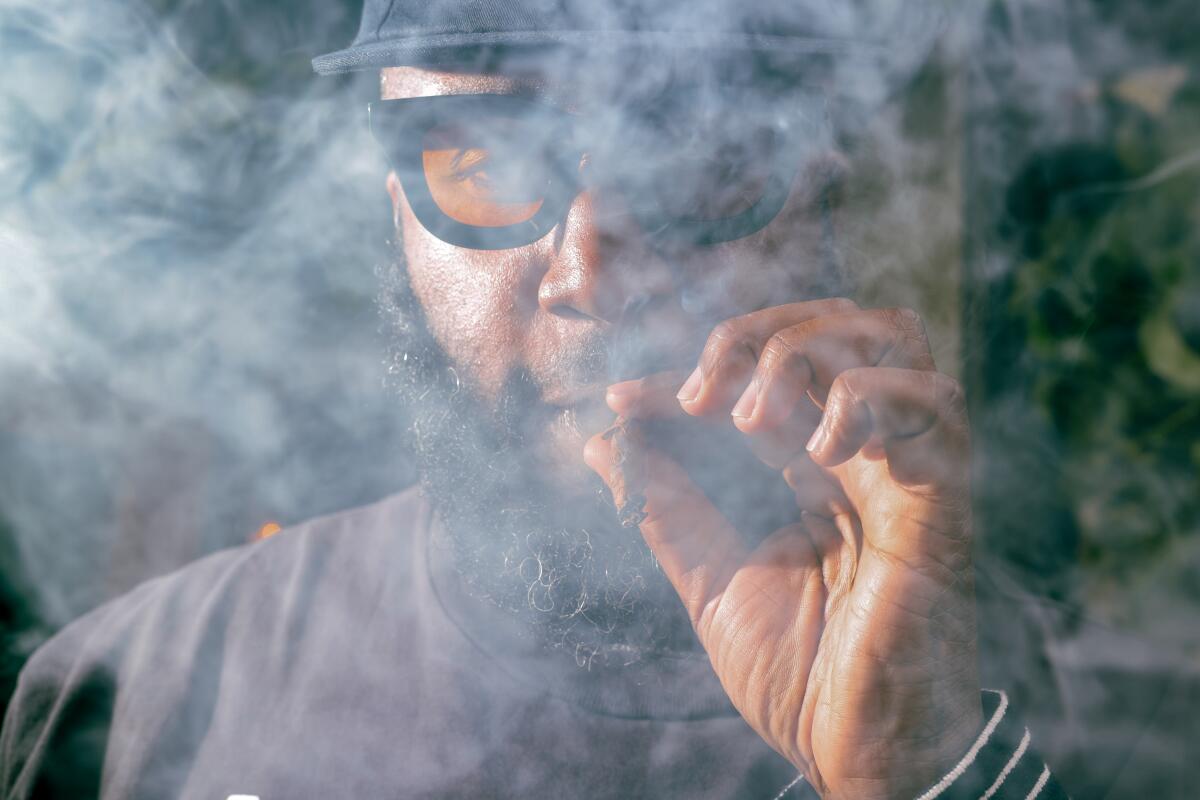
[1,1,1073,798]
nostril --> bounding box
[550,305,595,321]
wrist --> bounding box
[913,692,987,796]
[882,689,986,800]
[915,690,1065,800]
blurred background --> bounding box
[0,0,1197,790]
[0,0,411,708]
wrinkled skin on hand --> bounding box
[585,298,982,800]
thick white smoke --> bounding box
[0,0,411,623]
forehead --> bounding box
[380,64,698,121]
[381,66,550,100]
[378,53,794,107]
[379,60,649,115]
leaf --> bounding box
[1139,302,1200,392]
[1113,65,1189,118]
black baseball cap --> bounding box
[313,0,949,90]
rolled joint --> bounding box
[602,416,648,528]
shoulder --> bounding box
[1,487,430,796]
[29,486,428,667]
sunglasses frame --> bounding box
[369,92,814,251]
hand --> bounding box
[584,298,982,800]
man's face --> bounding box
[378,61,845,662]
[382,64,841,480]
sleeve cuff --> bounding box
[915,689,1070,800]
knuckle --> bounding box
[761,329,799,367]
[707,320,750,356]
[786,297,857,319]
[932,372,967,414]
[885,307,927,338]
[878,308,935,369]
[709,319,744,345]
[831,365,868,397]
[824,297,860,313]
[704,320,758,372]
[822,372,857,416]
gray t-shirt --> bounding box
[4,486,1189,797]
[0,488,807,799]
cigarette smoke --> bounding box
[0,0,1197,795]
[0,0,409,625]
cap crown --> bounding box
[314,0,948,77]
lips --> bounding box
[551,392,615,440]
[543,380,611,408]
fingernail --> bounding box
[582,434,603,470]
[676,366,702,403]
[731,381,758,420]
[806,420,829,454]
[606,380,638,403]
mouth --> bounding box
[548,390,616,440]
[544,381,609,408]
[552,393,614,438]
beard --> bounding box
[377,248,700,667]
[376,203,850,669]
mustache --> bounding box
[533,330,689,404]
[545,298,699,394]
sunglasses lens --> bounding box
[373,93,808,248]
[421,119,550,228]
[646,126,781,223]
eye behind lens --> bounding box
[422,121,549,228]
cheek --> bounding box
[399,203,541,398]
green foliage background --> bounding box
[1001,63,1200,649]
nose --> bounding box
[536,186,675,324]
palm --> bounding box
[699,452,976,798]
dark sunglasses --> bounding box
[368,92,826,250]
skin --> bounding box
[383,65,982,799]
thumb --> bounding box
[584,430,748,629]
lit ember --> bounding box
[254,521,283,540]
